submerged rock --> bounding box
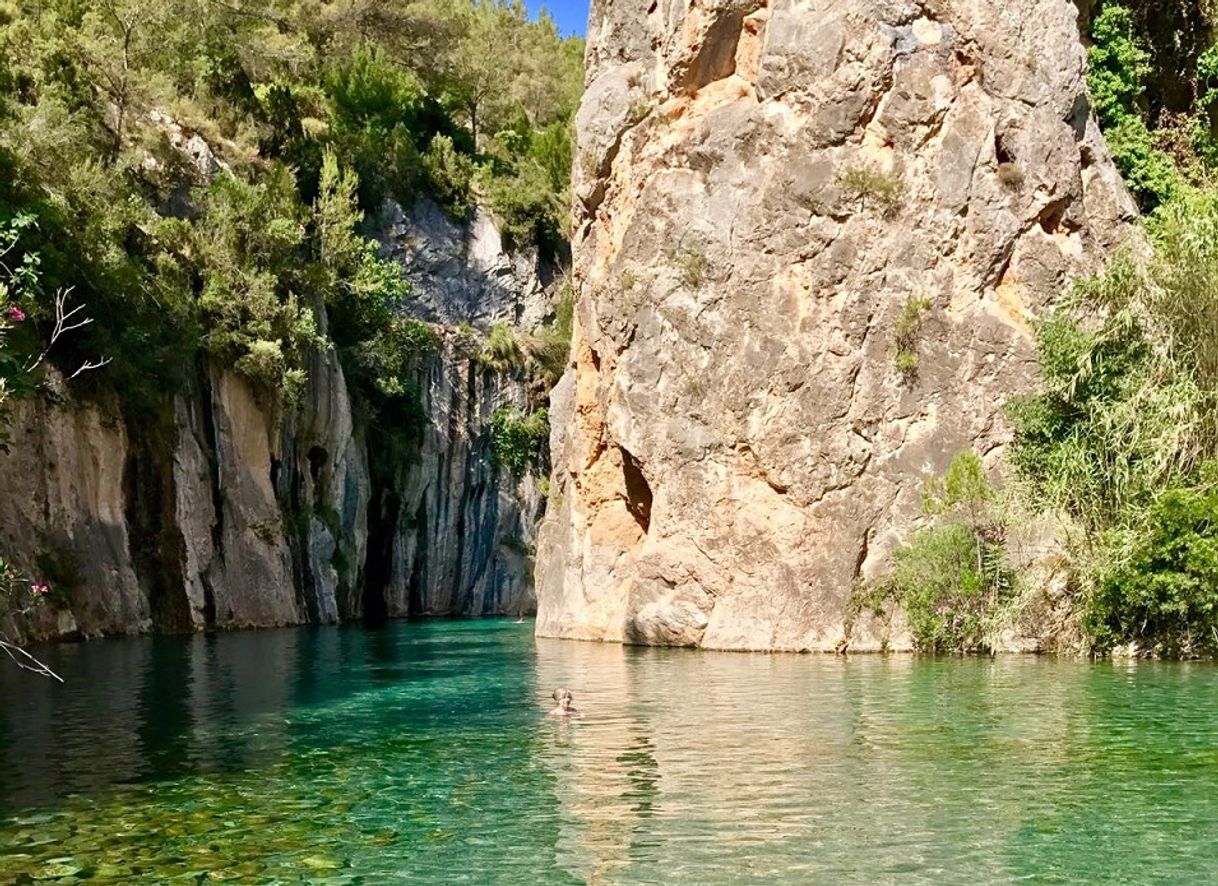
[535,0,1135,650]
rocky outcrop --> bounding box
[536,0,1136,650]
[1,203,554,643]
[372,199,556,330]
[0,376,149,639]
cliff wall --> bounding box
[535,0,1136,650]
[0,201,549,642]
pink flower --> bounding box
[935,605,951,616]
[4,305,25,322]
[30,583,49,596]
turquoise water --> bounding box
[2,621,1218,883]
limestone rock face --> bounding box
[378,337,544,619]
[536,0,1136,650]
[0,374,149,640]
[372,198,554,330]
[2,203,551,642]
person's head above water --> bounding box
[550,687,576,715]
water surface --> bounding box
[2,621,1217,883]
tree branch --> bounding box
[0,639,63,682]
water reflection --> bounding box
[1,624,1218,883]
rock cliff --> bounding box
[0,201,551,642]
[536,0,1136,650]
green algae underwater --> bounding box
[2,620,1218,884]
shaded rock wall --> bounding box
[1,204,551,642]
[536,0,1136,650]
[375,339,543,620]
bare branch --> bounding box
[0,640,64,682]
[70,357,112,379]
[22,287,108,376]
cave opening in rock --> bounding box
[307,446,329,485]
[620,446,653,534]
[995,132,1015,165]
[361,487,399,627]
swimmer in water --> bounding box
[548,687,579,719]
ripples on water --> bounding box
[1,622,1218,883]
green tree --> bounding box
[194,165,325,401]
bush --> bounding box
[482,157,564,249]
[522,284,573,389]
[482,119,572,250]
[193,167,327,400]
[674,247,709,288]
[423,135,475,218]
[352,317,437,399]
[489,407,548,475]
[839,165,905,216]
[1105,115,1182,210]
[1088,5,1152,126]
[1007,191,1218,533]
[1087,5,1183,210]
[891,295,930,382]
[480,323,523,370]
[1089,484,1218,656]
[860,452,1014,653]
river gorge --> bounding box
[3,0,1218,881]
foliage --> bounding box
[674,246,709,288]
[481,119,572,249]
[489,406,548,474]
[1085,3,1210,209]
[0,214,38,434]
[521,283,574,390]
[423,135,476,218]
[1089,5,1153,126]
[1007,187,1218,655]
[891,295,931,382]
[193,165,326,402]
[839,165,905,217]
[860,452,1014,653]
[481,323,523,370]
[351,317,438,401]
[997,162,1026,189]
[0,0,582,417]
[1104,114,1183,210]
[1007,189,1218,533]
[1087,483,1218,657]
[0,553,57,675]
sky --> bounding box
[526,0,589,37]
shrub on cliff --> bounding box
[481,119,573,249]
[480,323,524,371]
[489,407,548,475]
[522,283,574,390]
[859,452,1016,653]
[423,135,476,218]
[193,166,328,401]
